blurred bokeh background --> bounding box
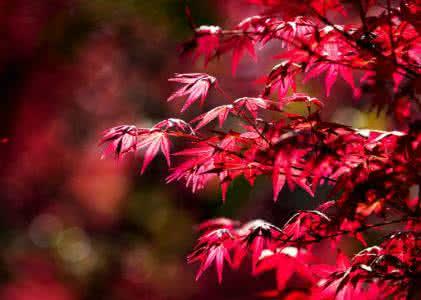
[0,1,392,299]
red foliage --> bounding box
[168,73,217,112]
[101,1,421,299]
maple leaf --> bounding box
[262,61,301,98]
[272,151,286,201]
[304,56,356,98]
[255,247,312,291]
[272,148,314,198]
[317,249,387,300]
[99,125,139,159]
[191,105,232,130]
[168,73,216,112]
[182,25,222,67]
[222,34,257,76]
[281,211,331,242]
[304,32,359,97]
[137,130,171,174]
[166,142,218,193]
[279,93,324,111]
[310,0,346,16]
[153,118,195,136]
[188,228,234,283]
[233,97,280,119]
[233,220,282,270]
[274,17,316,48]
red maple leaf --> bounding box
[168,73,216,112]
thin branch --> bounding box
[278,217,411,245]
[386,0,397,63]
[357,0,368,33]
[307,3,419,79]
[215,84,273,147]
